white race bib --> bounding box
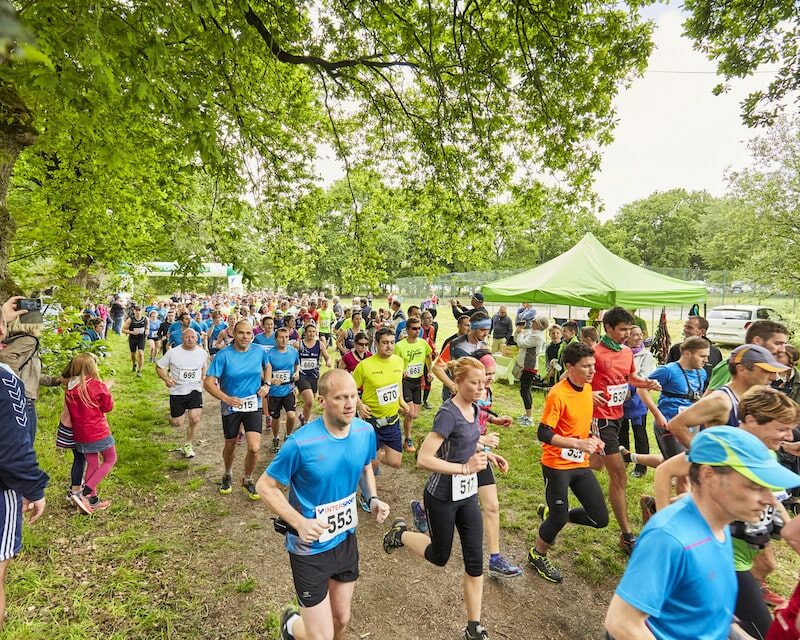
[376,383,399,406]
[452,473,478,500]
[606,383,629,407]
[315,492,358,543]
[300,358,317,371]
[177,367,201,382]
[560,447,586,464]
[274,370,291,383]
[233,394,258,412]
[406,363,423,377]
[259,344,274,352]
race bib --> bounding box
[376,383,399,406]
[315,492,358,543]
[452,473,478,500]
[300,358,317,371]
[774,490,789,502]
[177,367,201,382]
[259,344,274,352]
[606,383,629,407]
[274,370,291,383]
[233,394,257,412]
[406,363,423,377]
[560,447,586,464]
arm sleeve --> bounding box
[538,423,555,444]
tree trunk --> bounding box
[0,79,37,300]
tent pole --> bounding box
[651,307,655,337]
[568,305,572,321]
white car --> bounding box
[706,305,785,345]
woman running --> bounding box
[297,324,332,425]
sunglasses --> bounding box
[356,342,369,346]
[408,326,420,330]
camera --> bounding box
[688,390,702,402]
[16,298,42,312]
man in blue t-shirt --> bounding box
[168,312,205,348]
[605,426,800,640]
[265,327,301,453]
[257,369,389,640]
[642,336,710,461]
[204,320,270,499]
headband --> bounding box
[470,318,491,330]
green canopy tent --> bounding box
[480,233,707,307]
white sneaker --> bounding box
[183,444,195,458]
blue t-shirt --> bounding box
[394,319,407,341]
[168,320,205,347]
[206,344,269,413]
[649,363,707,420]
[208,321,228,343]
[616,496,735,640]
[254,333,277,353]
[267,417,376,555]
[266,347,300,397]
[147,319,162,339]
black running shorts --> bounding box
[289,533,359,608]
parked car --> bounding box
[730,281,753,294]
[706,305,785,345]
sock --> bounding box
[224,469,232,477]
[244,476,253,484]
[489,553,501,563]
[285,612,300,639]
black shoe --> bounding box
[422,401,432,410]
[219,474,232,495]
[528,548,563,583]
[464,622,490,640]
[383,518,407,554]
[272,437,280,453]
[619,532,637,555]
[631,465,646,478]
[618,446,632,464]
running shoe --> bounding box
[411,500,428,534]
[131,365,137,372]
[618,445,632,464]
[382,518,407,554]
[639,495,656,525]
[88,497,112,511]
[359,494,372,513]
[422,401,432,410]
[183,444,195,458]
[219,474,233,495]
[242,478,260,501]
[279,605,300,640]
[299,415,306,427]
[70,491,93,515]
[272,437,281,453]
[536,503,549,521]
[517,415,533,426]
[528,548,562,583]
[631,465,646,478]
[136,370,142,378]
[404,438,416,453]
[488,554,523,578]
[760,580,787,608]
[619,532,637,555]
[464,623,490,640]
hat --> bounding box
[730,344,789,373]
[688,426,800,490]
[471,292,485,302]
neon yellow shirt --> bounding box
[318,308,335,333]
[394,339,432,379]
[353,354,405,418]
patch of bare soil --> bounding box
[161,392,612,640]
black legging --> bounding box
[735,569,771,639]
[423,489,483,577]
[71,449,86,487]
[520,370,535,411]
[539,465,609,545]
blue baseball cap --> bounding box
[688,426,800,490]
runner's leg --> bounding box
[568,468,609,528]
[478,484,500,555]
[301,388,314,423]
[243,431,260,478]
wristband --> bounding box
[367,496,379,506]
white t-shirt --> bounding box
[157,346,208,395]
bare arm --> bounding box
[319,341,332,367]
[653,453,690,511]
[666,395,729,447]
[417,432,487,475]
[432,353,456,394]
[638,388,667,430]
[604,595,657,640]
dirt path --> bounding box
[170,392,612,640]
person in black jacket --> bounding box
[490,306,513,352]
[0,297,49,629]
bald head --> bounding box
[181,328,198,349]
[318,369,355,398]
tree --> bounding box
[1,1,655,297]
[683,0,800,127]
[597,189,713,270]
[711,116,800,293]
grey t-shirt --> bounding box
[425,399,481,501]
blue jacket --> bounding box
[0,365,49,500]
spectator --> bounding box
[450,292,487,320]
[515,317,547,426]
[666,316,722,389]
[490,306,513,352]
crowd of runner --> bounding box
[2,290,800,640]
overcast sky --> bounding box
[315,4,778,221]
